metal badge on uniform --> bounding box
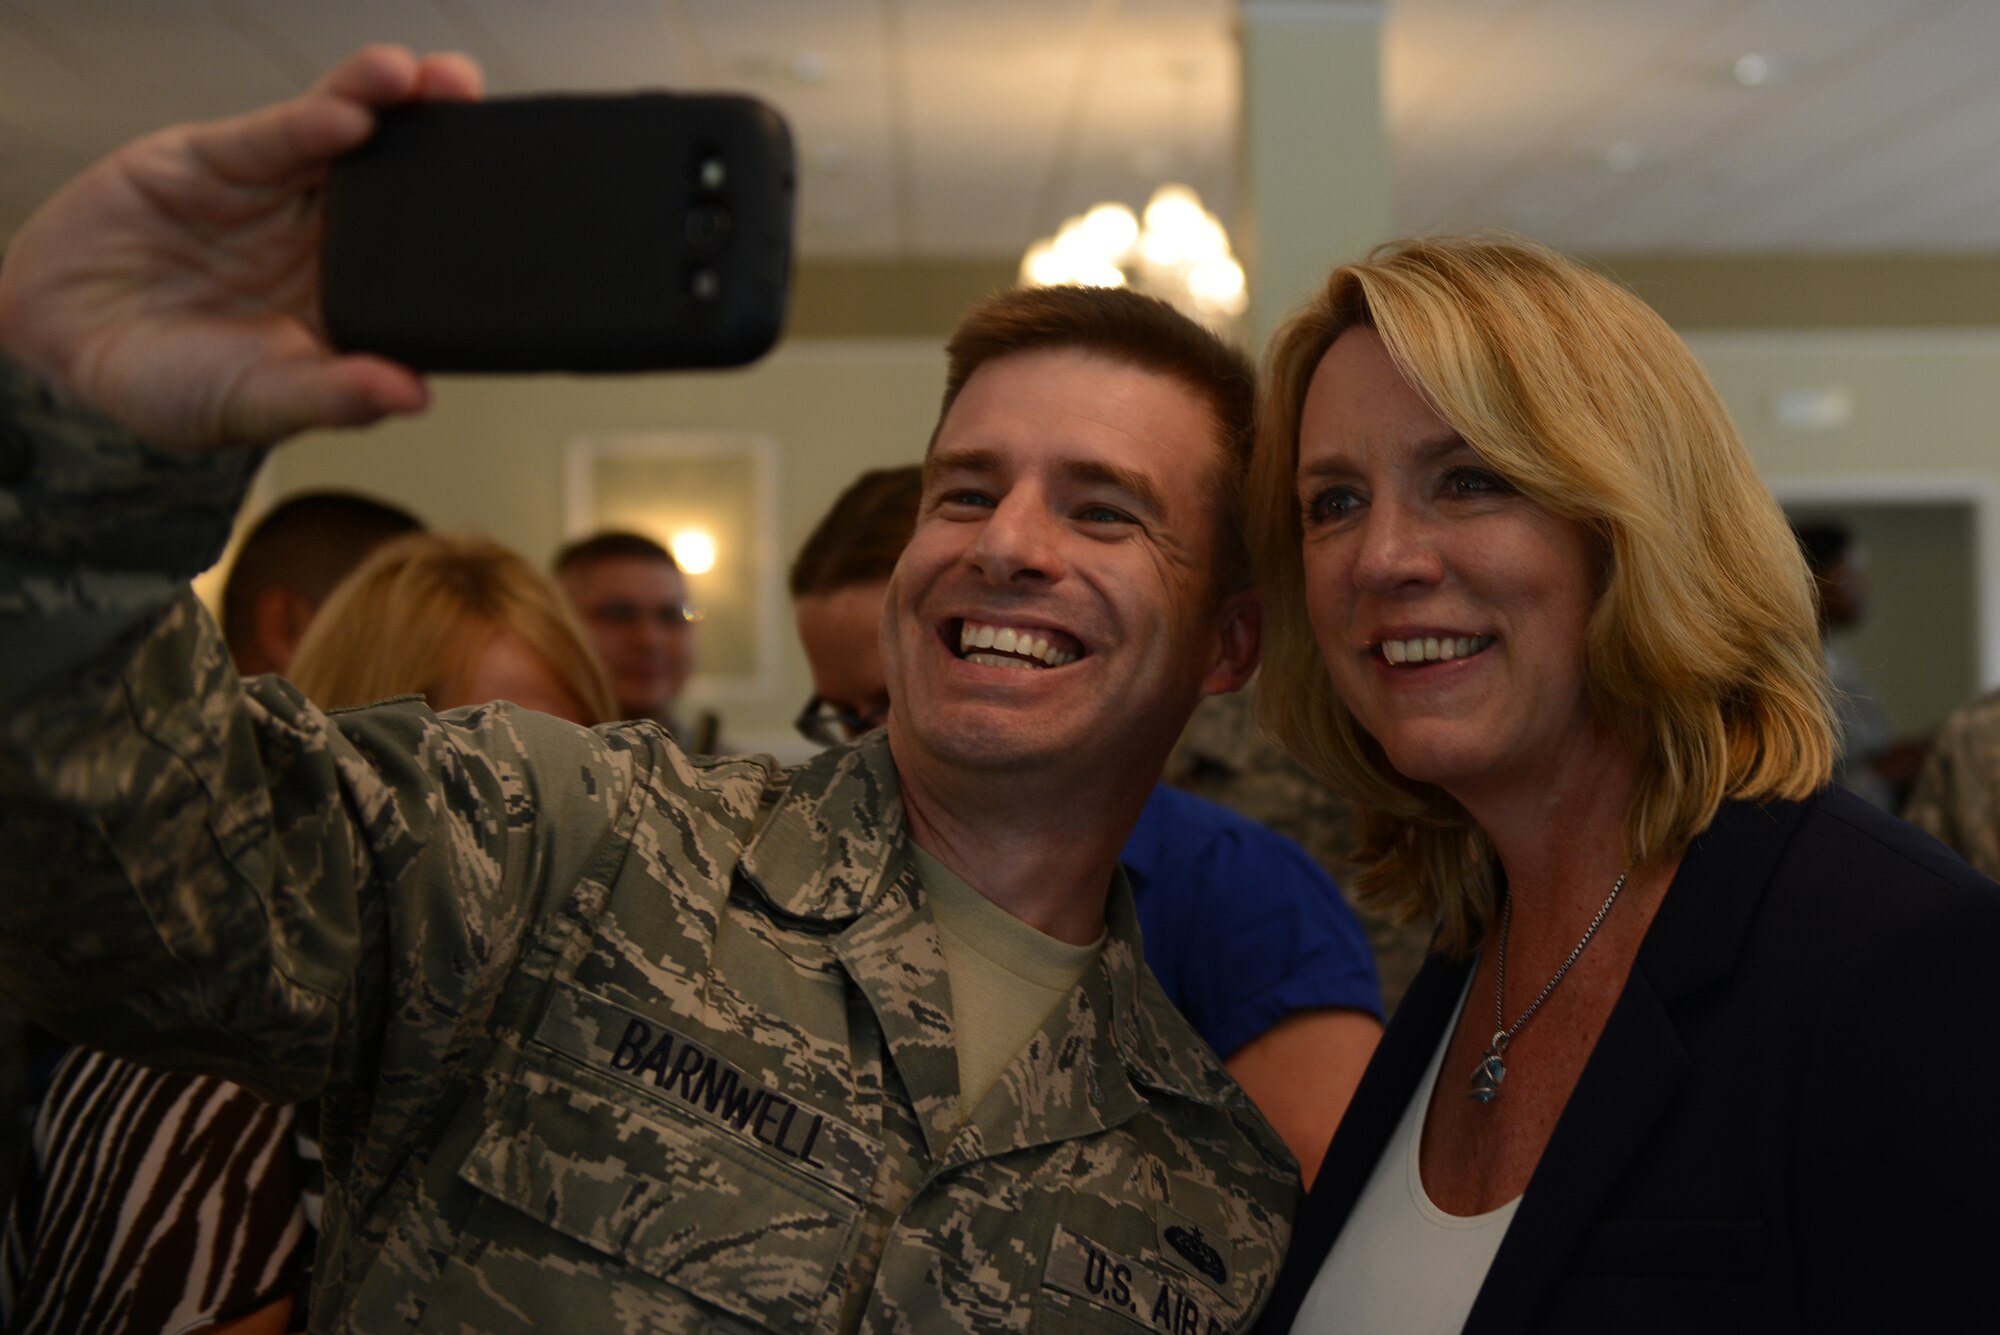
[1155,1204,1233,1294]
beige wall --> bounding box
[1688,328,2000,731]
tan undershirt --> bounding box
[910,846,1105,1119]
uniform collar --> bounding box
[737,730,1236,1110]
[736,728,909,924]
[1098,873,1243,1107]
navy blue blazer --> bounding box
[1260,789,2000,1334]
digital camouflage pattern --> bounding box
[1166,691,1433,1015]
[0,361,1298,1332]
[1903,688,2000,883]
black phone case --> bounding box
[321,94,793,372]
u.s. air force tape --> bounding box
[531,984,880,1202]
[1043,1225,1241,1333]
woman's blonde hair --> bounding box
[1248,236,1833,955]
[290,532,617,725]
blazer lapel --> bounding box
[1258,949,1470,1331]
[1463,796,1811,1335]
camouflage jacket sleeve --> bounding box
[1903,690,2000,883]
[0,359,635,1105]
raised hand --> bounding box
[0,44,481,450]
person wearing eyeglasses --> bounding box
[554,529,719,750]
[789,465,1384,1186]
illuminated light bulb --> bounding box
[1079,203,1140,262]
[1021,239,1066,287]
[1052,215,1105,268]
[1137,226,1184,267]
[1143,183,1205,235]
[670,529,718,575]
[1017,183,1244,327]
[1187,256,1247,313]
[1070,260,1127,289]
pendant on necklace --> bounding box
[1470,1033,1508,1104]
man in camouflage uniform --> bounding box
[1904,689,2000,883]
[0,45,1295,1334]
[1166,691,1432,1014]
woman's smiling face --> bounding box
[1294,327,1603,806]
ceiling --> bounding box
[3,0,1999,259]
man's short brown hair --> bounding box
[788,467,923,598]
[221,490,423,660]
[551,530,680,577]
[933,285,1256,592]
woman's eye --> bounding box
[1305,486,1362,523]
[1445,467,1515,498]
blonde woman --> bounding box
[293,532,615,724]
[1249,238,2000,1333]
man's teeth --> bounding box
[958,620,1078,667]
[1380,634,1494,665]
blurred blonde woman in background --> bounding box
[293,531,615,724]
[3,532,612,1335]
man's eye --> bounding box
[589,602,641,626]
[938,489,995,510]
[1078,504,1131,525]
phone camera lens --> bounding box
[698,158,726,190]
[689,267,721,303]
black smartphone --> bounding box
[321,93,794,373]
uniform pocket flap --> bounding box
[460,1059,866,1329]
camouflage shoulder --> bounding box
[0,358,263,709]
[1124,958,1297,1175]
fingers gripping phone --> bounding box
[321,94,794,372]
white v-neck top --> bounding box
[1291,975,1521,1333]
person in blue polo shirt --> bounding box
[789,466,1381,1184]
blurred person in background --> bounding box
[222,489,423,676]
[1904,686,2000,881]
[304,531,615,723]
[554,529,719,748]
[4,531,611,1335]
[1793,521,1927,810]
[790,465,1383,1185]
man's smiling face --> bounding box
[883,347,1250,784]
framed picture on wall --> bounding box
[564,432,781,702]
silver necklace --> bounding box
[1470,869,1629,1104]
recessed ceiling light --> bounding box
[1734,53,1772,86]
[1602,140,1642,173]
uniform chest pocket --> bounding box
[455,1050,874,1330]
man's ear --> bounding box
[1199,587,1262,698]
[252,588,318,675]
